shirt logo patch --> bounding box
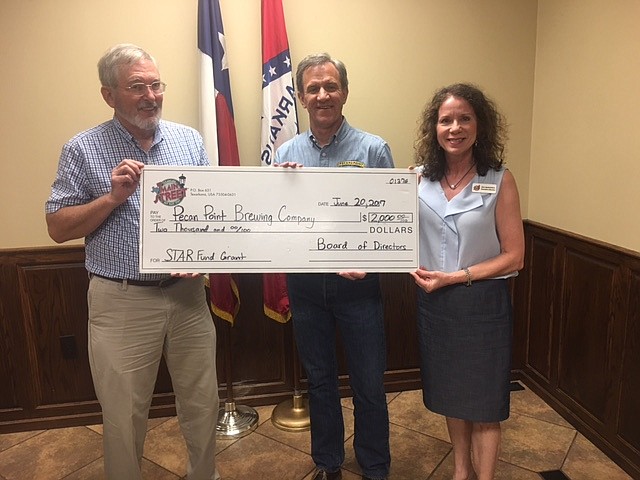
[337,160,365,168]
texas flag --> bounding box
[198,0,240,323]
[198,0,240,167]
[260,0,297,323]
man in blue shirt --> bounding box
[275,53,392,480]
[45,44,219,480]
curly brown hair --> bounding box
[414,83,507,181]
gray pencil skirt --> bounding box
[417,279,513,423]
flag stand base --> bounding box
[271,393,310,432]
[216,401,258,438]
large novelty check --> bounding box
[139,166,418,273]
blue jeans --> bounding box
[287,273,390,478]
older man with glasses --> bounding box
[45,44,220,480]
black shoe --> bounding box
[312,469,342,480]
[362,476,387,480]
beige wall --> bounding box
[530,0,639,252]
[2,0,537,249]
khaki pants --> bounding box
[88,275,219,480]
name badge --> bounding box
[471,183,497,194]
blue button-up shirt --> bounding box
[46,118,209,280]
[274,118,394,168]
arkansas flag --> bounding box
[198,0,240,324]
[260,0,298,166]
[260,0,297,323]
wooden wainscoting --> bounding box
[515,221,640,479]
[0,246,422,433]
[3,224,637,477]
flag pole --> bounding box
[271,336,310,431]
[260,0,308,431]
[198,0,258,437]
[215,317,259,437]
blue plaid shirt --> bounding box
[46,117,209,280]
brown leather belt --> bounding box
[92,274,181,288]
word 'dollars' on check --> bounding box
[140,166,418,273]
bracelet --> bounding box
[463,268,472,287]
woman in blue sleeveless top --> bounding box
[410,83,525,480]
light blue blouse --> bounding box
[418,167,517,279]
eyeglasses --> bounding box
[124,81,167,95]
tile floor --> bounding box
[0,386,633,480]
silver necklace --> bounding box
[444,163,475,190]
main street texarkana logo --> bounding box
[151,174,187,206]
